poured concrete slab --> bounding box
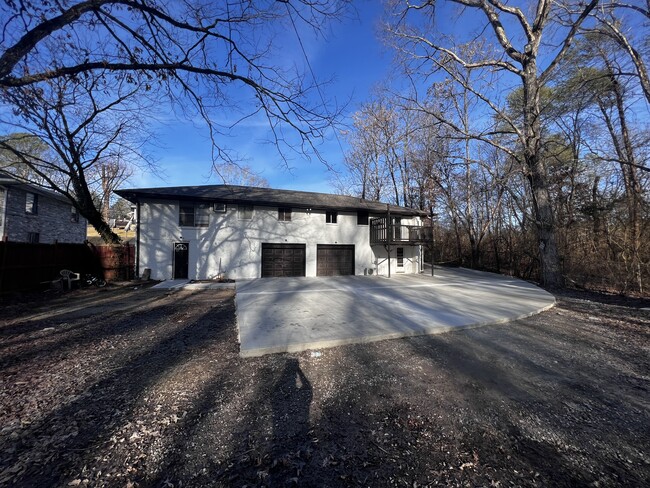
[152,279,191,289]
[152,279,235,290]
[235,267,556,357]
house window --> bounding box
[238,205,253,220]
[179,202,210,227]
[25,192,38,214]
[70,206,79,223]
[357,211,369,225]
[397,247,404,267]
[27,232,39,243]
[213,202,227,213]
[392,216,402,240]
[326,211,338,224]
[278,207,292,221]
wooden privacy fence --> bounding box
[91,243,135,281]
[0,241,135,294]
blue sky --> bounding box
[132,1,389,193]
[129,1,643,194]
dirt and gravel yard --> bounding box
[0,283,648,487]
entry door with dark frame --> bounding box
[173,242,189,279]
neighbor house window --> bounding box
[27,232,39,243]
[179,202,210,227]
[397,247,404,267]
[278,207,292,221]
[357,211,369,225]
[238,205,253,220]
[25,192,38,214]
[326,211,338,224]
[70,206,79,223]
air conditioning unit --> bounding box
[213,203,227,213]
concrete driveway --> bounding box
[235,267,555,357]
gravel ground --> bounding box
[0,283,648,487]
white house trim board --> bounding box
[116,185,428,281]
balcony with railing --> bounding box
[369,217,432,245]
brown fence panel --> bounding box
[91,244,135,281]
[0,242,136,294]
[0,242,99,294]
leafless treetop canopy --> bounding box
[0,0,349,162]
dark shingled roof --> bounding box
[115,184,427,216]
[0,170,72,204]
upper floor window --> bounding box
[278,207,292,221]
[212,202,227,213]
[238,205,254,220]
[70,206,79,223]
[326,211,338,224]
[357,211,369,225]
[179,202,210,227]
[25,192,38,214]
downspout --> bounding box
[135,200,141,278]
[387,204,391,278]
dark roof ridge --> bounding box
[0,170,71,204]
[119,183,376,203]
[116,184,427,216]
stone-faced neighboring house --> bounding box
[116,185,431,281]
[0,172,87,244]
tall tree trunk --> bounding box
[101,164,111,222]
[71,172,121,244]
[611,75,643,291]
[523,58,564,288]
[596,70,643,291]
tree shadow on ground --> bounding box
[0,291,188,371]
[401,315,649,487]
[2,286,647,487]
[0,291,236,487]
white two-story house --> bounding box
[116,185,431,280]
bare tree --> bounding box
[561,34,649,291]
[339,98,396,202]
[0,74,154,243]
[387,0,600,288]
[592,1,650,105]
[0,1,348,168]
[426,76,508,268]
[213,163,270,188]
[1,2,351,242]
[98,160,133,222]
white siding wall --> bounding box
[139,199,421,280]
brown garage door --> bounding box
[317,244,355,276]
[261,243,306,277]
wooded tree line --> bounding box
[338,0,648,293]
